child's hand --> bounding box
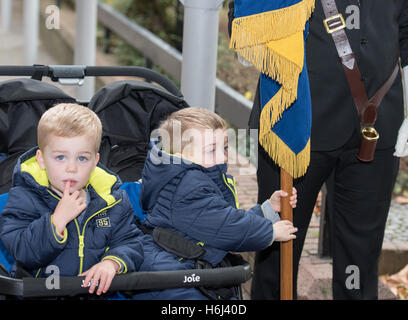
[79,259,120,295]
[269,187,297,212]
[273,220,298,242]
[52,181,86,234]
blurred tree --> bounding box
[103,0,183,51]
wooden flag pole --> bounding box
[280,168,293,300]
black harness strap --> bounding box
[135,217,245,300]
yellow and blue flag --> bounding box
[230,0,315,178]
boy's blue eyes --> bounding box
[55,155,88,162]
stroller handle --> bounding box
[0,65,183,98]
[0,264,252,298]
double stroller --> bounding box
[0,65,251,299]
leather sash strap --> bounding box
[320,0,399,128]
[320,0,399,161]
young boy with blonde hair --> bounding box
[133,107,297,300]
[0,103,144,296]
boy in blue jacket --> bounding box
[0,103,144,296]
[133,107,297,300]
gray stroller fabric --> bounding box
[0,78,75,193]
[88,80,189,182]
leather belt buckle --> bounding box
[361,126,379,141]
[323,14,346,34]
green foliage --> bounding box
[102,0,183,49]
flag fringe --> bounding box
[259,129,310,179]
[234,44,301,94]
[230,0,314,178]
[259,87,297,139]
[229,0,315,49]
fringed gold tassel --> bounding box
[259,129,310,179]
[230,0,315,50]
[229,0,315,178]
[258,86,310,178]
[259,87,297,140]
[234,43,301,94]
[230,1,309,115]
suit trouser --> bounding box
[250,129,399,300]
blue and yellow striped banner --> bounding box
[230,0,315,178]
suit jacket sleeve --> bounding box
[400,0,408,67]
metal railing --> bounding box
[96,1,253,129]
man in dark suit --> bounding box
[230,0,408,299]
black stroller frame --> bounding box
[0,65,252,299]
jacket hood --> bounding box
[140,140,227,213]
[12,147,123,206]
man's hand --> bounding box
[52,181,86,235]
[394,118,408,157]
[79,259,120,295]
[269,187,297,212]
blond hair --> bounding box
[37,103,102,152]
[157,107,226,153]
